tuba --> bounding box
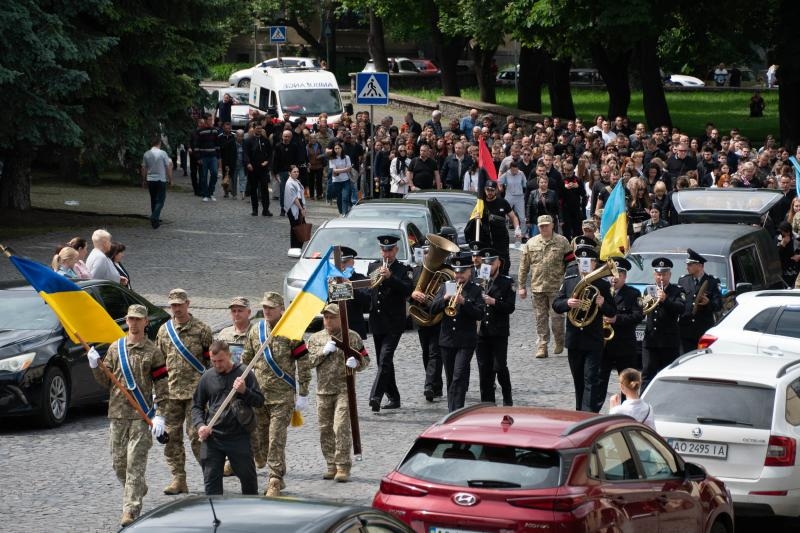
[408,234,459,326]
[567,259,619,328]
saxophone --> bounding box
[567,259,619,328]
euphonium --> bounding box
[444,282,463,317]
[603,322,615,343]
[567,259,619,328]
[369,257,389,289]
[408,234,459,326]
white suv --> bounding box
[643,350,800,517]
[700,290,800,358]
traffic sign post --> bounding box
[355,72,389,199]
[269,26,287,59]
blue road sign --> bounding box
[355,72,389,106]
[269,26,287,44]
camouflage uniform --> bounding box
[241,319,310,487]
[156,315,213,481]
[306,328,369,475]
[92,335,168,518]
[518,232,571,357]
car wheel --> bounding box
[709,519,730,533]
[38,366,69,427]
[238,78,250,88]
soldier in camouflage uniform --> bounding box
[155,288,213,494]
[216,296,260,475]
[241,291,310,497]
[306,303,370,482]
[518,215,572,358]
[90,304,169,526]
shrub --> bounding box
[208,63,251,81]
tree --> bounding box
[775,0,800,151]
[0,0,115,210]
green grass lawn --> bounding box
[399,87,779,143]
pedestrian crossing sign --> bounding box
[355,72,389,105]
[269,26,287,44]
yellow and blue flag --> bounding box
[8,255,124,344]
[599,180,629,260]
[271,246,339,340]
[789,156,800,197]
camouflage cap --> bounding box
[126,304,148,319]
[322,303,340,316]
[228,296,250,308]
[260,291,284,308]
[537,214,554,226]
[167,288,189,305]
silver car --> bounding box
[229,57,320,88]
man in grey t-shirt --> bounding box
[141,136,173,229]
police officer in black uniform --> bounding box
[467,241,483,277]
[553,247,616,412]
[598,257,643,405]
[367,235,413,413]
[678,248,722,353]
[642,257,686,390]
[430,252,485,412]
[340,247,370,340]
[476,248,516,406]
[409,242,443,402]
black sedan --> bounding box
[0,280,169,427]
[121,495,413,532]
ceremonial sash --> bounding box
[165,320,205,374]
[258,320,296,390]
[117,337,155,418]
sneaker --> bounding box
[279,209,286,217]
[210,196,217,202]
[202,197,210,202]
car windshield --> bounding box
[672,189,782,215]
[225,90,249,104]
[645,378,775,429]
[398,438,561,489]
[0,291,60,330]
[626,253,728,291]
[348,206,431,234]
[303,228,407,261]
[279,89,342,117]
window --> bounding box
[774,307,800,339]
[744,306,779,332]
[627,431,679,480]
[731,246,763,288]
[256,87,269,111]
[591,432,639,481]
[786,378,800,426]
[92,285,132,321]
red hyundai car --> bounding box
[373,406,734,533]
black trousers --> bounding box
[598,345,636,409]
[370,332,402,404]
[189,154,199,195]
[200,433,258,495]
[642,345,680,391]
[476,336,512,405]
[287,209,304,248]
[418,324,442,395]
[567,347,603,412]
[308,168,323,198]
[441,345,475,412]
[248,169,270,213]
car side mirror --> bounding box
[684,461,707,481]
[735,282,753,294]
[288,248,302,259]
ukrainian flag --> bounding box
[271,246,337,340]
[599,181,629,260]
[8,255,125,344]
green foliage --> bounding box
[209,63,252,81]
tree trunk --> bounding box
[429,7,464,97]
[276,17,324,59]
[0,147,33,211]
[547,57,576,119]
[590,44,631,119]
[517,46,545,113]
[776,0,800,152]
[638,36,671,130]
[326,11,337,74]
[367,10,388,73]
[471,44,497,104]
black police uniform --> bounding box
[347,270,371,340]
[430,254,485,413]
[367,241,413,412]
[410,264,443,400]
[553,251,616,413]
[642,259,686,391]
[476,258,516,406]
[677,250,722,353]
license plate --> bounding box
[429,527,485,533]
[668,439,728,459]
[635,329,644,341]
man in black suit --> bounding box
[243,122,273,217]
[430,252,485,412]
[475,249,516,406]
[677,249,722,353]
[553,247,616,412]
[367,235,413,413]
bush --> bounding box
[208,63,251,81]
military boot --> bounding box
[535,345,548,359]
[334,466,351,482]
[323,465,337,480]
[120,511,137,526]
[265,477,282,497]
[553,341,564,355]
[163,476,188,495]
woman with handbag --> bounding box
[284,166,308,249]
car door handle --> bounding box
[762,346,784,357]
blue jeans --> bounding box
[278,171,289,212]
[199,156,218,198]
[147,181,167,225]
[235,166,247,194]
[350,175,359,205]
[332,181,350,215]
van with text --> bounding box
[249,66,343,127]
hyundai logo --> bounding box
[453,492,478,506]
[692,427,703,439]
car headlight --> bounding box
[287,278,306,289]
[0,352,37,373]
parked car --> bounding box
[569,68,604,87]
[374,405,734,532]
[665,74,706,87]
[411,59,440,75]
[405,190,477,245]
[348,198,453,242]
[228,56,320,88]
[495,67,518,86]
[643,349,800,518]
[0,280,169,427]
[216,88,250,129]
[122,495,413,532]
[362,57,421,75]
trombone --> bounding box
[444,282,463,317]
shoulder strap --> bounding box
[258,320,296,389]
[117,337,155,418]
[165,320,205,374]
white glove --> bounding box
[323,340,337,355]
[151,415,166,438]
[514,227,522,238]
[346,357,358,369]
[295,395,308,412]
[87,347,101,369]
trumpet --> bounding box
[369,258,389,289]
[444,282,463,317]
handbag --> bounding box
[349,167,360,183]
[292,216,312,243]
[230,398,256,432]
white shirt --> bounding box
[86,248,121,283]
[610,398,655,429]
[463,170,480,192]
